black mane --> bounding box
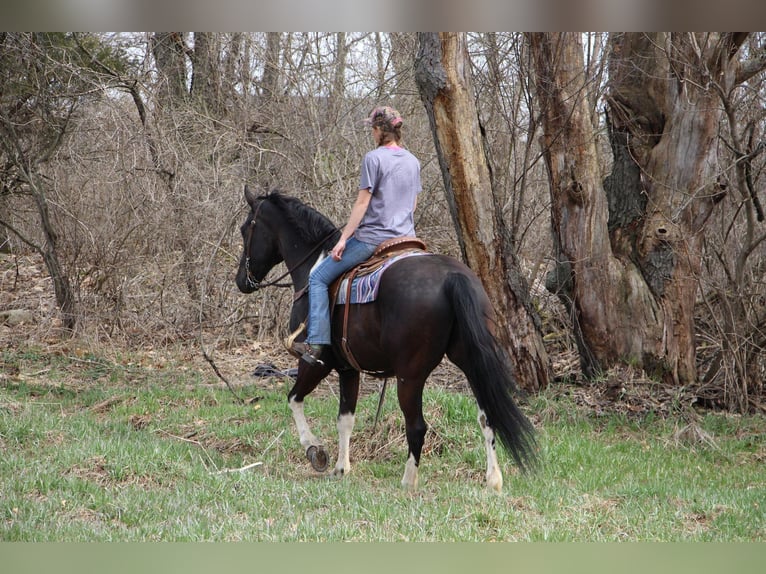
[259,190,339,249]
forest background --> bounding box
[1,32,765,415]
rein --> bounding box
[243,201,339,295]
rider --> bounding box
[291,105,422,365]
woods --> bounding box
[1,32,765,413]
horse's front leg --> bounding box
[287,361,332,472]
[333,369,360,477]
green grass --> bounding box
[0,347,764,541]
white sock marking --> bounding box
[334,412,355,476]
[478,409,503,492]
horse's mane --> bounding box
[258,190,340,248]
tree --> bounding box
[191,32,224,117]
[331,32,347,111]
[529,32,766,392]
[150,33,189,109]
[0,33,129,331]
[415,32,550,393]
[696,34,766,410]
[261,33,281,100]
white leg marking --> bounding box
[333,413,355,477]
[401,453,419,490]
[478,409,503,492]
[289,397,321,450]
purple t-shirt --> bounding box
[355,146,422,245]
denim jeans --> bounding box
[306,237,377,345]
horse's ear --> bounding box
[244,184,257,206]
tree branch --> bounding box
[0,217,42,253]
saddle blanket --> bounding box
[335,251,430,305]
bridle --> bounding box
[242,200,339,296]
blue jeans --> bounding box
[306,237,377,345]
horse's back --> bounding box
[377,253,486,307]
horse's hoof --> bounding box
[306,445,329,472]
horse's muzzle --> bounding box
[236,257,261,293]
[236,269,260,293]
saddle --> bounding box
[330,236,427,371]
[282,237,428,370]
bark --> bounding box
[530,32,751,386]
[416,32,550,393]
[331,32,347,110]
[222,33,241,103]
[374,33,385,99]
[191,32,223,117]
[607,33,748,385]
[262,33,281,100]
[529,33,657,379]
[151,33,189,109]
[389,33,418,95]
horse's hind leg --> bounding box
[288,361,332,472]
[333,369,360,477]
[448,345,504,491]
[478,409,503,492]
[397,376,427,490]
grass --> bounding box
[1,346,764,541]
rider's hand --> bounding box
[331,238,346,261]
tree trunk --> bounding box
[605,33,748,385]
[262,33,281,100]
[32,176,76,331]
[331,32,347,111]
[529,32,750,386]
[529,33,649,378]
[416,32,550,393]
[151,32,189,109]
[191,32,223,117]
[389,33,418,97]
[0,33,78,331]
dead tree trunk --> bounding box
[416,32,550,393]
[529,32,753,386]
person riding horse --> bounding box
[290,105,422,366]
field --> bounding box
[1,342,764,542]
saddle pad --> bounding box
[335,251,430,305]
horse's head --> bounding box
[235,185,283,293]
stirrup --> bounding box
[291,341,325,366]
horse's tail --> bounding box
[444,272,537,472]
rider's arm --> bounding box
[330,189,372,260]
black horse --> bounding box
[236,186,536,490]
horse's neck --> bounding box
[279,231,322,288]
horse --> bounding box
[235,186,536,491]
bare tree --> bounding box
[150,33,189,109]
[0,33,131,331]
[262,32,281,100]
[331,32,347,111]
[697,33,766,410]
[529,32,766,395]
[416,32,550,393]
[191,32,224,117]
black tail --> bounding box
[444,272,537,472]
